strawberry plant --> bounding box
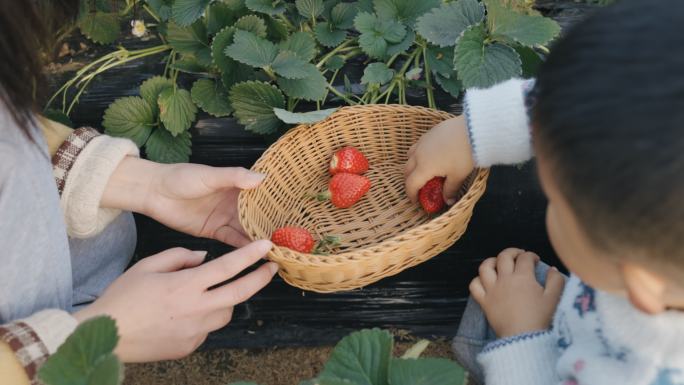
[48,0,560,163]
[38,324,465,385]
[233,329,467,385]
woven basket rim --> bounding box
[238,104,488,267]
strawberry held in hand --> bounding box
[329,147,369,175]
[419,176,446,214]
[318,173,371,208]
[271,226,316,253]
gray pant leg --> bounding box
[452,262,551,385]
[70,212,137,309]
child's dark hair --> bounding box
[532,0,684,271]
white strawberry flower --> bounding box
[131,20,147,38]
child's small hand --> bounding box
[470,248,565,338]
[404,116,475,205]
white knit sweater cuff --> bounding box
[60,135,139,238]
[464,78,534,167]
[477,330,559,385]
[21,309,78,354]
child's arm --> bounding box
[405,78,534,203]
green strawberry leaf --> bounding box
[266,15,291,41]
[386,29,414,56]
[43,109,73,128]
[355,12,406,58]
[158,88,198,135]
[373,0,441,26]
[273,107,338,124]
[277,69,327,101]
[330,2,357,29]
[167,21,210,60]
[318,329,393,385]
[170,56,211,74]
[425,45,455,78]
[145,128,192,163]
[485,0,560,47]
[515,45,543,78]
[224,30,278,68]
[435,73,462,98]
[279,32,317,62]
[234,14,269,38]
[361,62,394,85]
[325,55,345,71]
[38,317,121,385]
[103,96,155,147]
[229,81,286,134]
[172,0,211,26]
[212,27,257,88]
[140,76,174,114]
[78,12,120,44]
[206,2,239,35]
[272,51,319,79]
[296,0,324,19]
[388,358,466,385]
[246,0,286,15]
[416,0,485,47]
[315,22,347,48]
[146,0,173,21]
[191,78,233,117]
[454,24,522,88]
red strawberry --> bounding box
[419,177,446,214]
[271,227,316,253]
[317,173,371,208]
[329,147,369,175]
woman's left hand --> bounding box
[102,157,265,247]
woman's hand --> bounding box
[73,241,277,362]
[470,248,565,338]
[404,116,475,205]
[102,159,265,247]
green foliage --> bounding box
[454,24,522,88]
[229,81,286,134]
[273,107,338,124]
[59,0,560,162]
[103,77,192,163]
[103,96,155,147]
[191,78,233,117]
[246,0,287,15]
[38,316,123,385]
[416,0,485,47]
[230,329,467,385]
[362,63,394,85]
[172,0,212,26]
[146,128,193,163]
[39,324,465,385]
[78,11,120,44]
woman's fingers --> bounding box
[204,262,279,309]
[193,240,273,287]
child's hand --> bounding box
[470,248,565,338]
[404,116,475,205]
[73,241,277,362]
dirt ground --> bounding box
[124,339,453,385]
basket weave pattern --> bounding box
[238,105,489,292]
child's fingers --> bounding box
[407,143,418,157]
[544,267,566,300]
[469,277,486,301]
[405,167,431,203]
[442,175,465,206]
[513,252,539,276]
[495,249,520,274]
[479,257,498,289]
[404,156,417,178]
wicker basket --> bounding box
[238,104,489,292]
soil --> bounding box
[123,338,453,385]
